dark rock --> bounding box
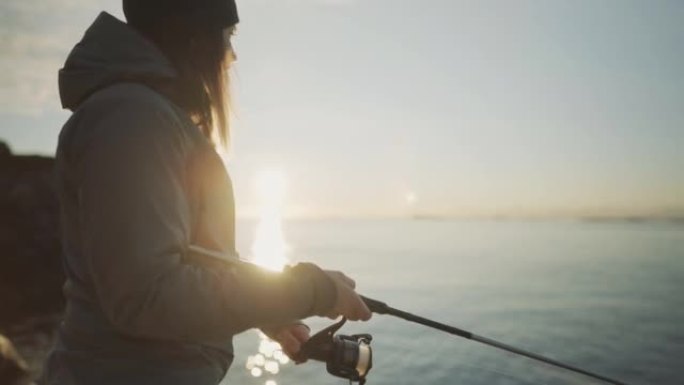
[0,334,32,385]
[0,141,64,330]
[0,142,11,159]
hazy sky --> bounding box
[1,0,682,218]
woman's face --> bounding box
[223,27,237,63]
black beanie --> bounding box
[123,0,239,29]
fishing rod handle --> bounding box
[360,296,390,314]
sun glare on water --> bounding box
[244,169,292,384]
[249,169,289,271]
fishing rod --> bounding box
[360,295,629,385]
[187,245,629,384]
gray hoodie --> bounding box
[42,12,336,385]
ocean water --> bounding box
[224,219,684,385]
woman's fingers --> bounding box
[274,323,311,360]
[322,269,371,322]
[351,293,372,321]
[326,270,356,289]
[344,293,371,321]
[288,324,310,344]
[276,331,301,358]
[337,272,356,289]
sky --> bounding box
[1,0,683,218]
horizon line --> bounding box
[236,213,684,222]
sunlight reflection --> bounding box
[245,330,291,383]
[244,169,292,383]
[249,169,289,271]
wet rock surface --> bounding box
[0,141,64,380]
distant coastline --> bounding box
[409,214,684,224]
[576,215,684,225]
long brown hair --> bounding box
[134,14,234,149]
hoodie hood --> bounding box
[59,12,177,110]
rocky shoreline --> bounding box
[0,142,64,382]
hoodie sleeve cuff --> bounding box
[285,263,337,318]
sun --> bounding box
[405,192,417,205]
[249,169,289,272]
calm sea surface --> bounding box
[224,219,684,385]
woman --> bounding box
[43,1,371,384]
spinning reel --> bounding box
[295,318,373,384]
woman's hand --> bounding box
[323,270,372,321]
[262,323,311,362]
